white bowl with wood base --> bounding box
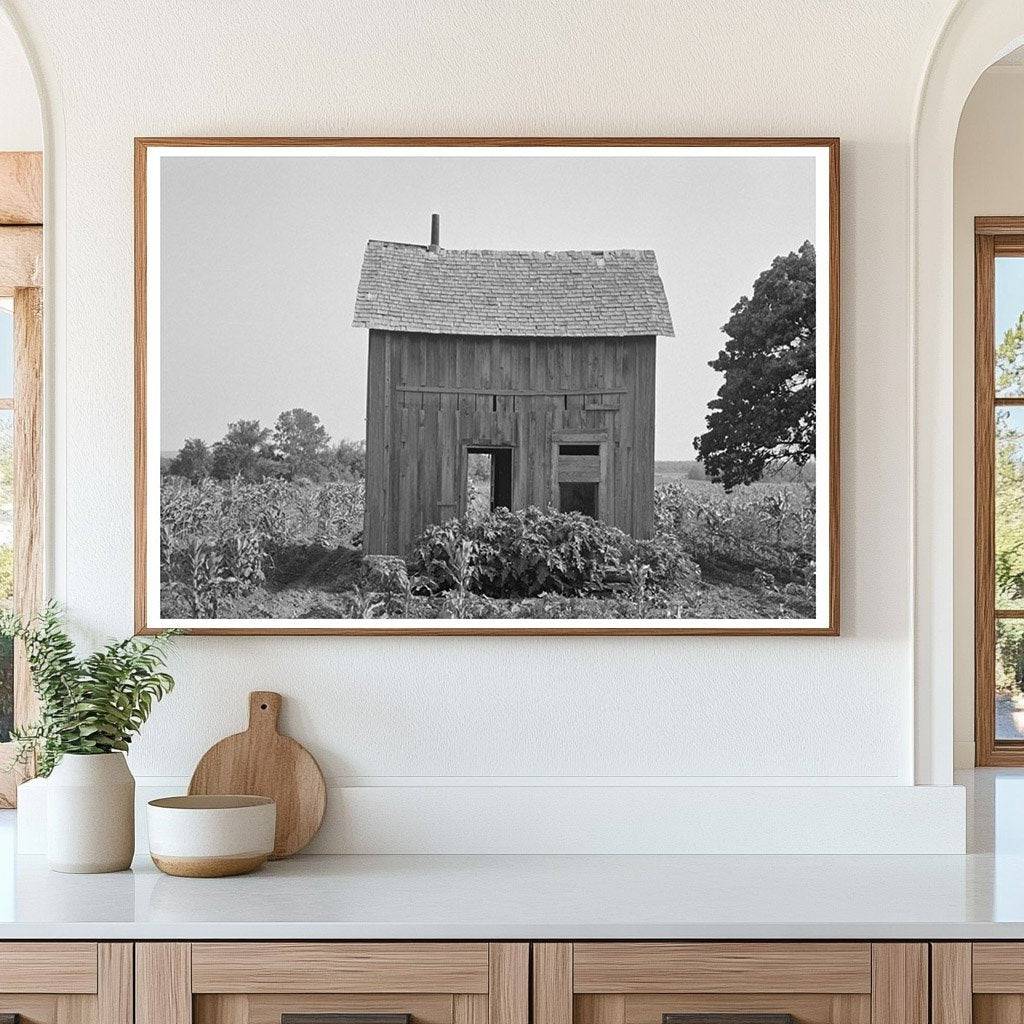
[147,795,276,877]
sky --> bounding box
[997,256,1024,340]
[159,150,817,460]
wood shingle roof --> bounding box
[352,240,674,338]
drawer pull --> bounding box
[665,1016,796,1024]
[283,1016,411,1024]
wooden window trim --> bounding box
[975,218,1024,764]
[0,151,44,807]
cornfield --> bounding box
[160,477,364,617]
[159,473,815,620]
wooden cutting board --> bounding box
[188,691,326,859]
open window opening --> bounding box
[553,435,605,522]
[559,481,598,518]
[466,447,513,515]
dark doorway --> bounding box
[466,447,513,512]
[559,481,598,518]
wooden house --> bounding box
[352,216,674,556]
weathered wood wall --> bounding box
[363,330,656,555]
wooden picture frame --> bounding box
[135,137,840,636]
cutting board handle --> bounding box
[248,691,282,734]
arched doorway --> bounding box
[914,0,1024,785]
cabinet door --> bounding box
[137,943,528,1024]
[935,943,1024,1024]
[0,942,132,1024]
[534,944,927,1024]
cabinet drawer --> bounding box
[139,942,528,1024]
[534,943,926,1024]
[0,942,98,993]
[572,943,872,994]
[191,943,490,993]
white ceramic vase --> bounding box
[46,752,135,873]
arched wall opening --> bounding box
[952,48,1024,768]
[914,0,1024,784]
[0,0,1000,848]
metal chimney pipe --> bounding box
[429,213,440,251]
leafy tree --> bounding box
[326,438,366,482]
[997,621,1024,694]
[167,437,213,482]
[996,407,1024,608]
[998,311,1024,395]
[273,408,330,480]
[983,316,1024,695]
[994,316,1024,614]
[696,241,816,490]
[211,419,273,481]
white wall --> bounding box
[0,10,40,151]
[1,0,973,851]
[952,65,1024,768]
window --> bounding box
[0,150,44,806]
[559,481,598,518]
[0,289,42,806]
[975,220,1024,764]
[553,434,606,522]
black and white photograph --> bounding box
[137,140,838,634]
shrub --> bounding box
[408,506,698,600]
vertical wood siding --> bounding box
[363,331,657,555]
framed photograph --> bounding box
[135,137,839,635]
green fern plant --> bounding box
[0,603,178,777]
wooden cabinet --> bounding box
[532,943,928,1024]
[0,938,945,1024]
[136,943,528,1024]
[931,943,1024,1024]
[0,942,132,1024]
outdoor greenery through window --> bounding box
[993,258,1024,739]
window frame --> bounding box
[975,218,1024,765]
[551,431,610,523]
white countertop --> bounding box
[1,769,1022,941]
[1,848,1023,940]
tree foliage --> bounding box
[167,437,212,482]
[0,603,177,776]
[165,410,365,485]
[993,316,1024,614]
[273,408,330,480]
[992,316,1024,693]
[998,311,1024,396]
[211,419,274,481]
[696,241,816,490]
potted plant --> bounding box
[2,604,177,873]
